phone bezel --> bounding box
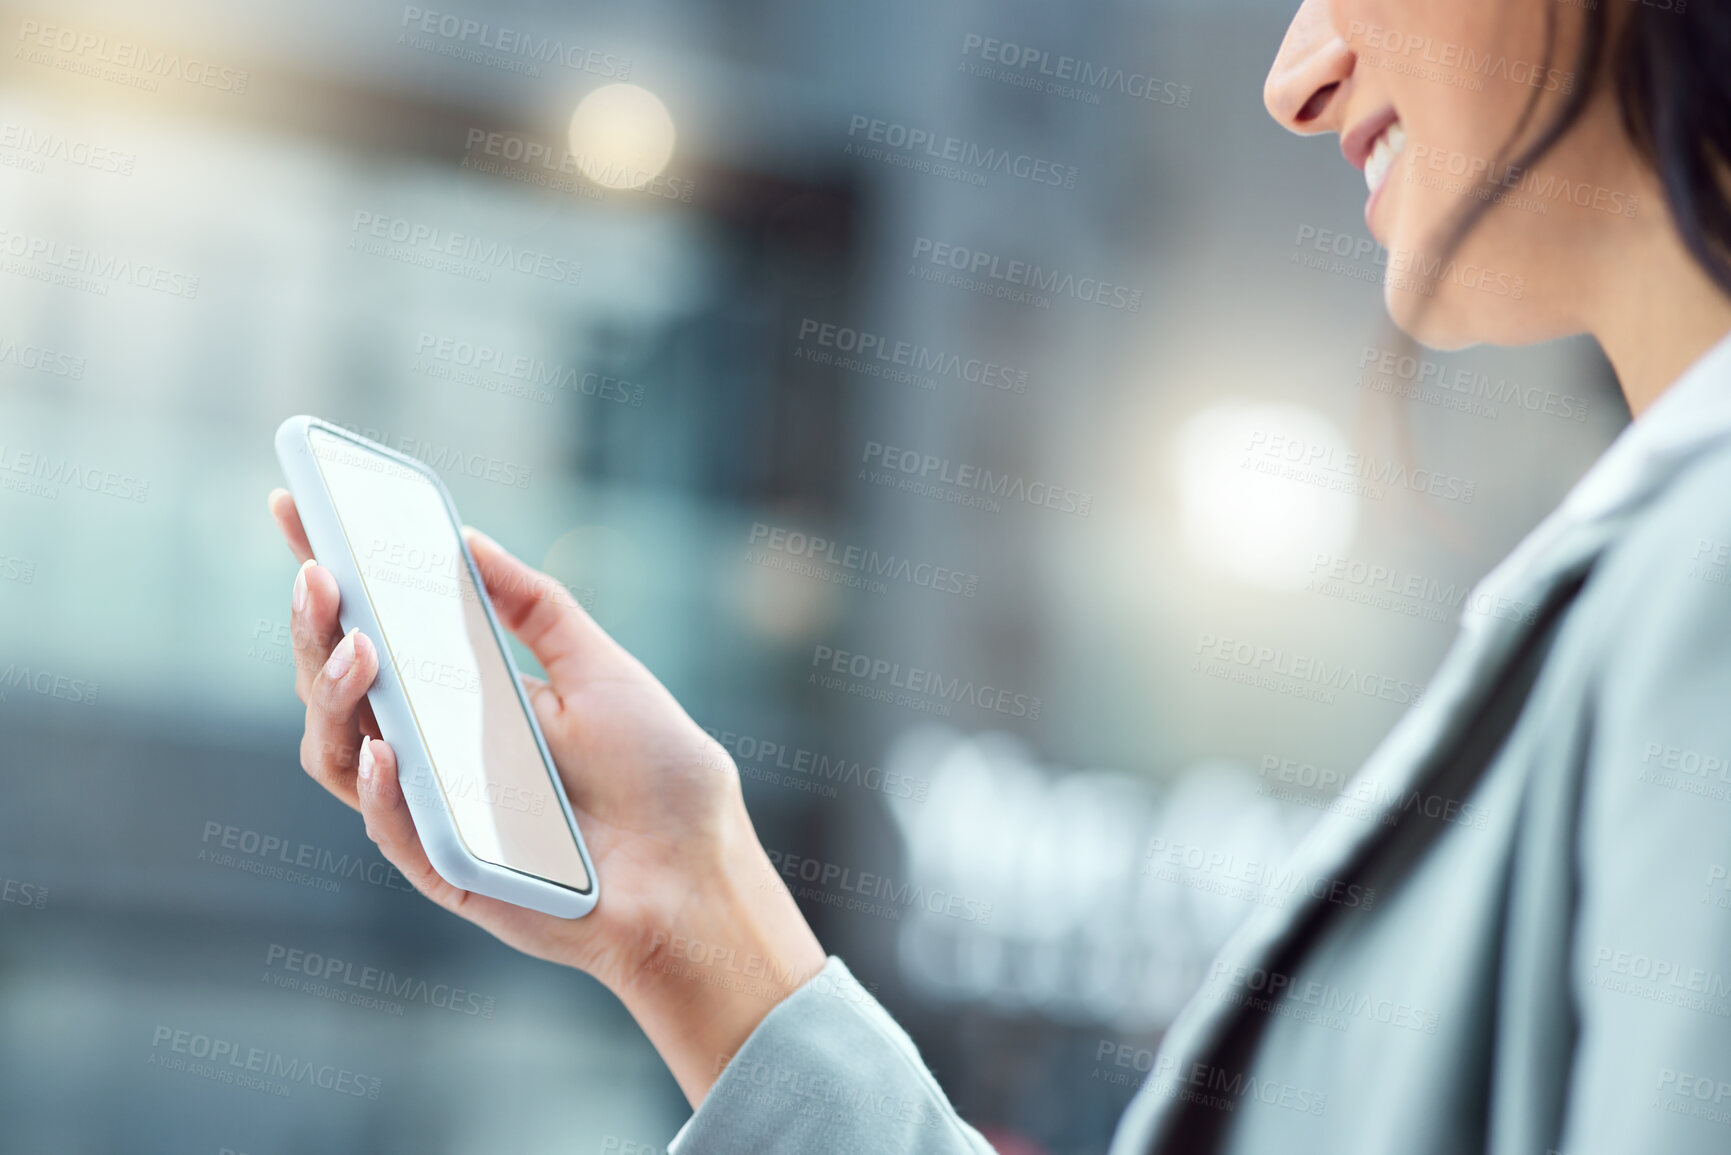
[275,414,599,918]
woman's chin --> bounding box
[1385,276,1565,352]
[1383,280,1476,351]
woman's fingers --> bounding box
[355,738,469,910]
[284,520,385,745]
[268,488,314,563]
[269,504,581,943]
[291,560,344,702]
[355,739,524,933]
[274,487,330,702]
[461,526,618,691]
[297,627,378,810]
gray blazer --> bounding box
[669,335,1731,1155]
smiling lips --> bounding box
[1364,122,1407,195]
[1341,106,1406,200]
[1339,108,1407,235]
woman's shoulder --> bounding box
[1543,438,1731,732]
[1586,438,1731,622]
[1558,438,1731,853]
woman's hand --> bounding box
[265,489,826,1106]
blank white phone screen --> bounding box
[308,428,590,892]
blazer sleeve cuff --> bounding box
[667,956,995,1155]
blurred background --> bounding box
[0,1,1627,1152]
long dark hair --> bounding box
[1362,3,1731,540]
[1431,1,1731,297]
[1616,2,1731,295]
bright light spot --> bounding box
[567,83,676,191]
[1173,400,1358,591]
[733,548,835,641]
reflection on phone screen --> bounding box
[309,428,591,892]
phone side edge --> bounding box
[273,416,497,906]
[274,416,598,919]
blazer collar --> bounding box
[1117,327,1731,1155]
[1463,326,1731,641]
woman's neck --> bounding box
[1592,212,1731,419]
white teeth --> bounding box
[1364,122,1407,196]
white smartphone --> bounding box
[274,415,598,918]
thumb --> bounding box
[460,526,621,692]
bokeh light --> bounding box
[1173,400,1359,591]
[568,83,676,191]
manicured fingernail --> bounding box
[357,737,375,785]
[326,629,357,681]
[293,559,313,613]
